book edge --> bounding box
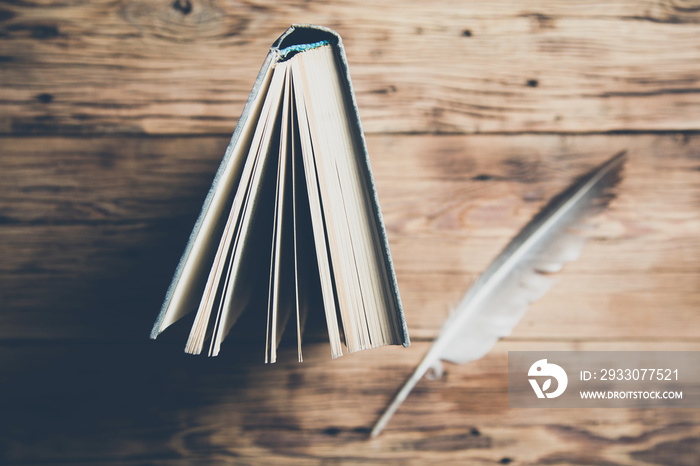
[279,25,410,348]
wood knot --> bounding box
[120,0,249,42]
[172,0,192,15]
[519,12,557,31]
[36,93,54,104]
[322,427,341,436]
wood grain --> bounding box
[2,134,698,342]
[0,340,698,465]
[1,0,700,135]
[2,1,699,464]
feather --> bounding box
[370,150,627,437]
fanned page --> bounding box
[154,34,406,361]
[288,44,404,355]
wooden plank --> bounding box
[0,340,698,464]
[401,271,700,340]
[0,136,227,224]
[1,133,698,343]
[1,1,700,135]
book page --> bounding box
[207,63,289,356]
[290,60,344,359]
[290,44,404,352]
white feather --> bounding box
[370,151,626,437]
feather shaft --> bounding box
[370,151,626,437]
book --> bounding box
[150,25,410,362]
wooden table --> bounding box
[1,1,699,464]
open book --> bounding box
[150,25,410,362]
